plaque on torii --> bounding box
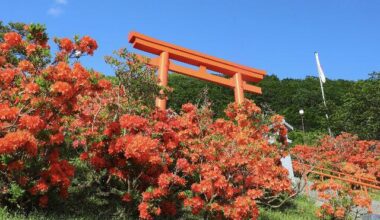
[128,32,266,110]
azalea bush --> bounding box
[0,23,109,209]
[291,133,379,219]
[72,81,294,219]
[312,179,372,219]
[292,133,380,182]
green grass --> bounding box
[369,190,380,201]
[259,196,318,220]
[0,207,99,220]
[0,195,318,220]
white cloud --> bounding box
[47,7,63,16]
[55,0,68,5]
[47,0,68,17]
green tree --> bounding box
[331,75,380,139]
[167,73,235,118]
[105,49,162,110]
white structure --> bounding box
[268,119,294,144]
[267,119,296,182]
[281,155,296,183]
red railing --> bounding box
[293,161,380,194]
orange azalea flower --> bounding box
[25,82,40,94]
[18,60,34,72]
[98,79,112,90]
[77,36,98,55]
[59,38,74,53]
[3,32,22,47]
[176,158,190,171]
[49,133,65,145]
[53,61,72,81]
[26,44,37,56]
[35,179,49,192]
[79,152,89,161]
[50,81,73,98]
[184,196,204,215]
[47,160,75,188]
[90,155,108,169]
[334,207,345,219]
[0,43,11,53]
[103,122,120,137]
[182,103,196,113]
[138,202,153,220]
[0,68,19,85]
[72,62,90,80]
[0,55,6,65]
[0,104,19,121]
[0,130,38,156]
[19,115,45,133]
[119,114,148,132]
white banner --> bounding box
[315,52,326,83]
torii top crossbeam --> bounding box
[128,32,266,110]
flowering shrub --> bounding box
[292,133,380,182]
[0,23,109,209]
[313,179,372,219]
[74,91,293,219]
[291,133,379,218]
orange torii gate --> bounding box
[128,32,266,110]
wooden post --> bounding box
[155,51,169,110]
[233,72,244,104]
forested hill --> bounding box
[167,72,380,140]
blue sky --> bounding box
[2,0,380,80]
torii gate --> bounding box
[128,32,266,110]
